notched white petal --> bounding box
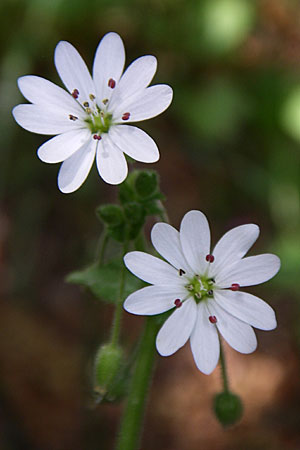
[57,138,96,193]
[113,84,173,122]
[96,135,128,185]
[124,251,183,286]
[214,289,277,330]
[123,285,187,316]
[180,210,211,275]
[190,302,220,375]
[215,254,281,288]
[108,125,159,163]
[156,298,197,356]
[37,128,90,163]
[208,301,257,354]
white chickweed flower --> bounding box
[12,32,173,193]
[123,210,280,375]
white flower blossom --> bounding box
[123,210,280,375]
[12,32,173,193]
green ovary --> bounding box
[186,275,214,303]
[85,111,113,134]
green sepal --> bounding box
[135,170,158,199]
[213,391,243,427]
[123,202,145,225]
[96,204,124,226]
[66,259,144,304]
[93,343,129,403]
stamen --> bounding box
[186,284,194,291]
[108,78,116,88]
[72,89,79,99]
[230,283,240,291]
[195,292,201,299]
[174,299,182,308]
[208,290,213,296]
[206,254,215,263]
[122,112,130,121]
[69,114,78,121]
[93,134,102,140]
[209,315,217,324]
[85,107,92,114]
[89,94,96,101]
[179,269,186,276]
[83,102,89,108]
[102,98,109,105]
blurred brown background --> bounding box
[1,0,300,449]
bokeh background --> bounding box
[1,0,300,448]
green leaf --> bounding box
[66,259,144,304]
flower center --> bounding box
[85,108,113,135]
[186,275,214,303]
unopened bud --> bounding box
[135,170,158,199]
[94,343,123,399]
[213,391,243,427]
[96,204,124,226]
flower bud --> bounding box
[213,391,243,427]
[135,170,158,198]
[94,343,123,399]
[96,204,124,226]
[124,202,145,224]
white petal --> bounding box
[190,302,220,374]
[17,76,85,117]
[180,210,211,275]
[213,289,277,330]
[156,298,197,356]
[151,222,193,275]
[109,125,159,163]
[215,254,281,288]
[109,55,157,111]
[208,224,260,278]
[57,139,96,193]
[208,301,257,354]
[54,41,95,105]
[12,104,80,135]
[123,285,188,315]
[92,32,125,105]
[124,251,183,286]
[37,128,90,163]
[96,134,128,185]
[113,84,173,123]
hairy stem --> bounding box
[115,317,160,450]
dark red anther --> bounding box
[72,89,79,99]
[93,134,102,140]
[206,254,215,263]
[122,112,130,121]
[209,315,217,324]
[230,283,240,291]
[108,78,116,88]
[174,299,182,308]
[179,269,186,276]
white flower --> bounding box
[123,210,280,375]
[12,32,173,193]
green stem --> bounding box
[110,243,128,347]
[115,317,160,450]
[96,231,109,265]
[219,337,229,393]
